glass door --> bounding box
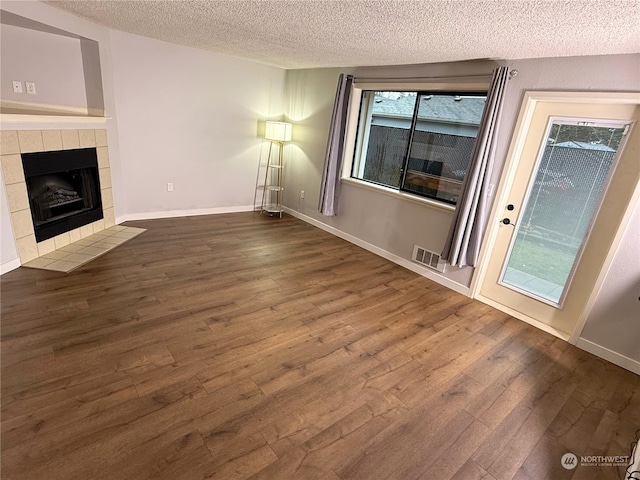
[500,119,629,306]
[478,97,639,338]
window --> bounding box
[351,91,487,205]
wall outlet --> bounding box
[167,182,174,192]
[300,190,305,199]
[12,81,23,93]
[25,82,36,94]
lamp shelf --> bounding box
[260,120,292,219]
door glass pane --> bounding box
[501,121,627,305]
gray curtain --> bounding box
[441,66,510,267]
[319,74,354,216]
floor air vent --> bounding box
[412,245,445,272]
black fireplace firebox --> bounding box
[21,148,103,242]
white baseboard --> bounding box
[575,337,640,375]
[474,293,572,341]
[116,205,255,223]
[283,207,471,297]
[1,257,21,275]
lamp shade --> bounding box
[265,121,292,142]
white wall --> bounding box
[109,31,286,218]
[0,23,86,108]
[580,197,640,365]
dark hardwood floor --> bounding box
[1,213,638,480]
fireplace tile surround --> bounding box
[1,128,116,265]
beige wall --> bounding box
[283,55,640,289]
[283,54,640,366]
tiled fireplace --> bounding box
[1,128,116,264]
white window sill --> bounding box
[341,177,457,213]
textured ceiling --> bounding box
[45,0,640,69]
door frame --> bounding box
[471,91,640,343]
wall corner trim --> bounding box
[575,337,640,375]
[282,207,472,297]
[1,257,21,275]
[116,205,255,223]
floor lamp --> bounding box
[261,121,292,217]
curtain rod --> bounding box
[353,69,517,83]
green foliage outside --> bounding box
[549,124,624,150]
[508,236,576,286]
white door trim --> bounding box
[471,91,640,343]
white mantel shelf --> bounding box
[1,114,109,131]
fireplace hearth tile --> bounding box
[78,130,96,148]
[101,189,114,209]
[46,260,78,272]
[11,209,34,238]
[17,131,43,153]
[95,129,108,147]
[104,208,116,228]
[42,130,63,151]
[93,219,106,232]
[99,167,112,189]
[60,130,80,149]
[1,154,25,184]
[77,246,108,256]
[93,241,116,249]
[1,131,20,155]
[96,147,109,168]
[3,129,118,268]
[37,238,56,257]
[54,232,71,249]
[46,250,71,260]
[79,224,94,238]
[16,236,38,263]
[22,225,146,273]
[69,228,82,243]
[74,238,94,246]
[59,243,83,253]
[99,236,125,245]
[23,257,56,269]
[64,253,95,264]
[5,183,29,212]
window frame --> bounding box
[342,81,490,209]
[399,90,488,205]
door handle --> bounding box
[502,218,515,226]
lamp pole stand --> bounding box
[260,140,284,218]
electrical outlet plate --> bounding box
[12,81,23,93]
[25,82,36,94]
